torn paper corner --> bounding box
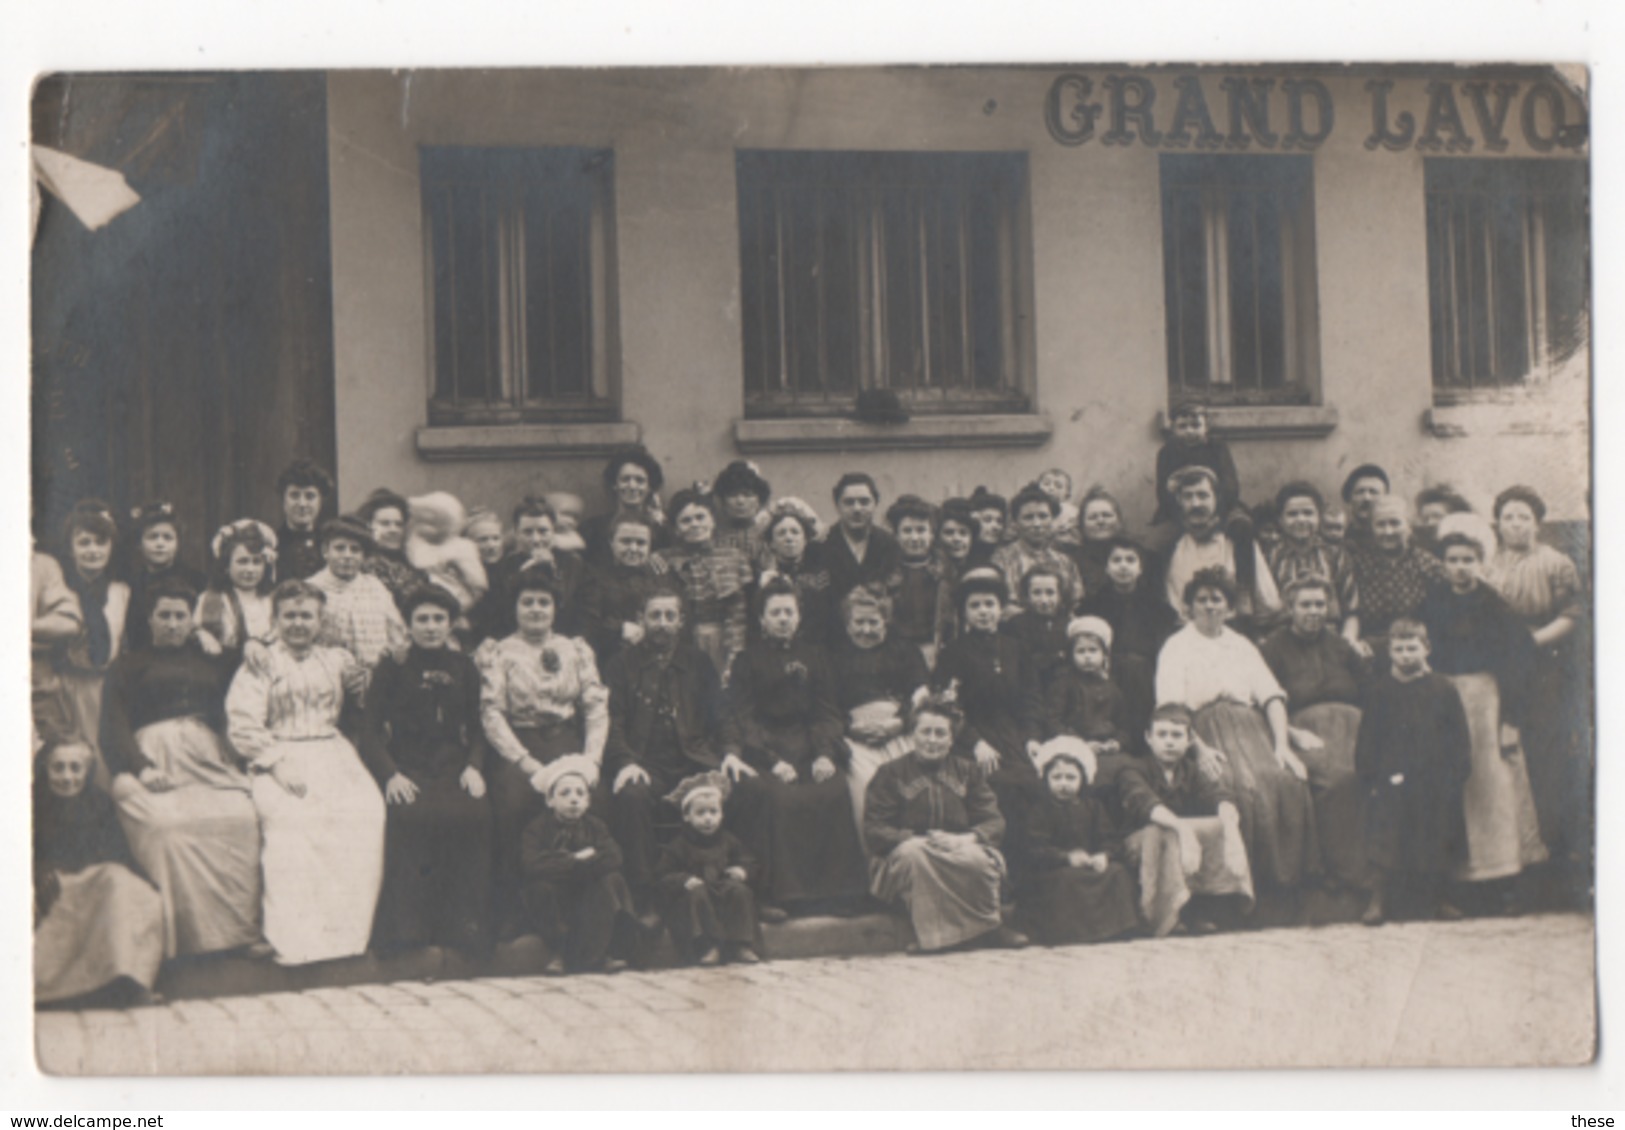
[31,145,141,232]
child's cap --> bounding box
[666,770,731,813]
[1168,397,1209,422]
[1034,736,1097,786]
[1066,615,1114,651]
[536,753,599,797]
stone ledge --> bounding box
[415,421,642,461]
[1422,402,1587,439]
[734,414,1054,453]
[1157,404,1339,441]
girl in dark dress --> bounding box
[886,494,952,668]
[194,520,279,668]
[1000,566,1073,697]
[656,770,762,965]
[1045,616,1133,794]
[722,578,870,917]
[124,502,209,655]
[1076,537,1177,743]
[362,585,494,956]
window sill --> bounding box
[415,421,641,461]
[1422,401,1586,439]
[1156,404,1339,440]
[734,414,1054,453]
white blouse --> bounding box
[1155,623,1286,712]
[226,641,359,767]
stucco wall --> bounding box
[326,66,1590,531]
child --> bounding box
[1355,620,1471,925]
[1038,468,1082,548]
[33,741,164,1006]
[1076,537,1177,740]
[656,770,762,965]
[992,484,1086,616]
[654,487,753,680]
[273,458,336,582]
[886,494,950,666]
[405,492,489,616]
[57,501,131,786]
[195,519,279,663]
[463,506,508,568]
[1001,566,1072,695]
[1015,738,1140,946]
[1320,507,1349,547]
[1045,617,1131,779]
[519,754,639,975]
[125,502,209,653]
[713,460,772,560]
[544,492,589,556]
[1117,704,1254,937]
[1151,399,1245,532]
[308,515,409,678]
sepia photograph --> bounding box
[23,56,1597,1082]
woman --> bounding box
[1259,577,1369,892]
[194,519,279,665]
[226,580,386,965]
[654,486,753,680]
[358,488,429,611]
[580,446,670,567]
[863,692,1025,953]
[722,579,869,915]
[1156,567,1319,900]
[1348,495,1445,662]
[57,500,132,788]
[1067,486,1129,601]
[1421,526,1548,907]
[1076,536,1177,742]
[752,497,833,646]
[477,570,608,935]
[363,585,493,956]
[1266,481,1361,643]
[102,578,263,959]
[1483,486,1588,863]
[829,585,930,831]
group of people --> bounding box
[30,398,1591,1007]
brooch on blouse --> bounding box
[541,648,563,674]
[421,670,456,689]
[785,660,809,681]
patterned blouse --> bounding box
[990,541,1086,613]
[308,568,408,669]
[477,633,609,771]
[1348,543,1445,641]
[1267,537,1359,624]
[225,641,358,767]
[1485,544,1584,629]
[653,542,753,665]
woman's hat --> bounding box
[535,753,600,796]
[319,514,375,550]
[1034,736,1097,785]
[714,460,771,503]
[666,769,732,812]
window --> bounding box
[1425,158,1588,398]
[1160,154,1321,405]
[736,150,1033,418]
[421,146,618,424]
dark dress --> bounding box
[1077,584,1179,743]
[125,561,209,652]
[362,548,429,613]
[822,527,905,613]
[577,561,659,667]
[655,826,759,959]
[1014,793,1140,945]
[932,628,1045,828]
[274,523,325,583]
[892,557,951,654]
[519,811,638,970]
[361,645,494,955]
[723,637,869,907]
[751,544,834,647]
[1355,671,1471,877]
[1001,610,1071,695]
[580,509,672,569]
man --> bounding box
[1163,466,1281,631]
[822,472,904,616]
[1341,463,1392,549]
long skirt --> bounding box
[490,720,583,931]
[1125,819,1255,938]
[749,774,871,906]
[658,878,758,962]
[251,735,386,965]
[1018,862,1141,946]
[35,863,164,1004]
[1521,643,1590,860]
[111,718,262,958]
[1451,673,1548,882]
[60,670,112,790]
[1291,703,1367,891]
[845,734,913,836]
[871,837,1006,951]
[1193,702,1319,891]
[373,774,493,955]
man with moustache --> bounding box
[1163,466,1282,635]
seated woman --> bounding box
[751,497,833,646]
[362,586,493,957]
[226,580,386,966]
[34,740,164,1007]
[1156,567,1319,906]
[722,578,869,917]
[863,690,1026,953]
[102,578,262,960]
[477,570,609,936]
[829,584,930,832]
[1259,578,1370,893]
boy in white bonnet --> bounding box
[655,770,761,966]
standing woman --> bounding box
[1266,482,1361,645]
[1156,567,1319,904]
[226,580,386,965]
[478,570,609,935]
[1348,495,1445,663]
[363,586,493,957]
[102,578,262,959]
[654,486,753,681]
[1483,486,1588,866]
[722,578,870,917]
[752,498,833,646]
[1421,525,1548,911]
[932,498,983,643]
[194,519,279,666]
[358,488,428,611]
[57,500,132,789]
[580,447,670,567]
[1068,486,1130,601]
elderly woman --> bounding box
[362,586,492,956]
[1349,494,1445,662]
[721,579,869,916]
[1156,567,1319,902]
[478,569,608,937]
[102,578,262,959]
[752,497,833,646]
[1483,485,1588,864]
[1259,577,1370,892]
[1266,481,1361,643]
[226,580,386,965]
[580,446,670,567]
[1421,525,1547,910]
[829,584,930,831]
[863,692,1026,953]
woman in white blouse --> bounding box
[225,579,386,965]
[1156,567,1319,905]
[477,569,609,937]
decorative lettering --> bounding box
[1416,81,1474,152]
[1462,81,1518,152]
[1364,79,1415,151]
[1044,73,1102,147]
[1102,74,1162,147]
[1280,79,1334,149]
[1521,82,1585,151]
[1163,75,1224,149]
[1220,77,1278,150]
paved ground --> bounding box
[36,912,1595,1075]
